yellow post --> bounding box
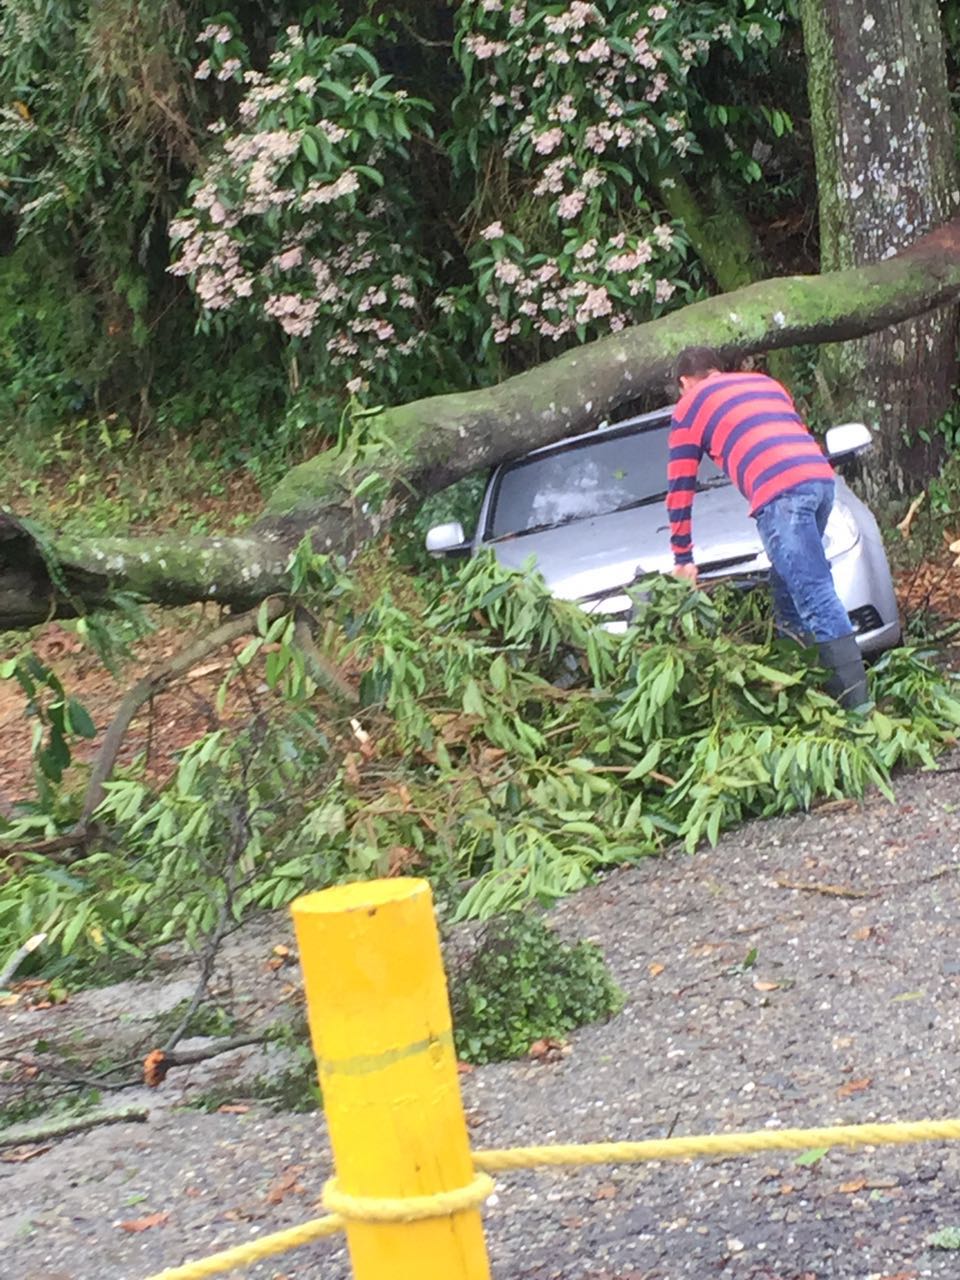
[290,878,492,1280]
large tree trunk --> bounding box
[5,219,960,630]
[801,0,960,498]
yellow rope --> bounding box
[142,1172,495,1280]
[144,1118,960,1280]
[472,1118,960,1171]
[143,1214,343,1280]
[323,1171,496,1222]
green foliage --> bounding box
[0,652,95,805]
[449,912,624,1063]
[0,0,810,440]
[2,552,959,981]
[928,1226,960,1250]
[449,0,799,357]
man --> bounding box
[665,345,869,710]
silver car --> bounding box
[426,408,902,653]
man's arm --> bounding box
[666,419,703,575]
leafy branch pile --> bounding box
[2,550,958,979]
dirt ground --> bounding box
[5,755,960,1279]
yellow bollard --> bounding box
[290,878,492,1280]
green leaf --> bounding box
[65,698,96,739]
[353,164,384,187]
[793,1147,828,1167]
[462,678,485,716]
[489,654,509,693]
[928,1226,960,1249]
[301,132,320,165]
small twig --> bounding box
[163,1034,266,1066]
[775,878,878,899]
[0,1107,148,1149]
[1,835,85,858]
[292,605,360,705]
[161,898,236,1056]
[0,933,46,989]
[896,491,926,538]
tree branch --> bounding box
[5,217,960,627]
[0,1107,148,1149]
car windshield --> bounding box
[486,425,727,540]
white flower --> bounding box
[556,190,586,219]
[533,127,564,155]
[481,221,505,240]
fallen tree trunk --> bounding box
[5,218,960,629]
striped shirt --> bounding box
[666,371,834,565]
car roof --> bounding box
[514,405,674,463]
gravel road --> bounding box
[6,758,960,1280]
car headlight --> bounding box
[823,503,860,560]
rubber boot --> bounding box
[817,634,870,711]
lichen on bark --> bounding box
[800,0,960,495]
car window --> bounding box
[487,426,725,539]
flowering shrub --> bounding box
[451,0,788,351]
[169,22,439,396]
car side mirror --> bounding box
[825,422,873,461]
[425,521,471,557]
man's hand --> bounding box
[673,562,698,586]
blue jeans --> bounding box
[754,479,853,644]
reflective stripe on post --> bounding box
[291,878,492,1280]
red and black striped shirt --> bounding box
[666,371,834,565]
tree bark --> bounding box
[5,219,960,629]
[801,0,960,497]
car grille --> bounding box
[848,604,884,634]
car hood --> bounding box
[485,484,765,601]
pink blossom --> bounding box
[276,247,303,270]
[645,73,669,102]
[494,260,522,284]
[195,60,211,80]
[556,190,586,219]
[577,38,611,62]
[652,224,675,249]
[481,221,505,240]
[655,279,676,303]
[464,34,510,59]
[650,4,668,19]
[533,128,564,155]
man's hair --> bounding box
[674,346,723,381]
